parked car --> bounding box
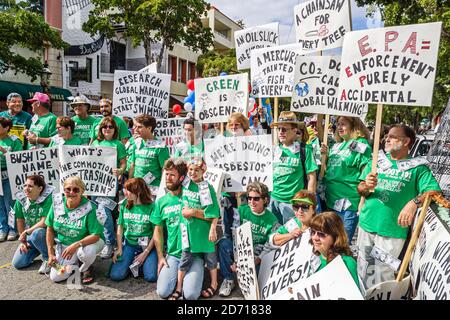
[410,132,435,158]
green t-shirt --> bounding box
[14,190,53,228]
[48,136,83,147]
[272,217,302,236]
[130,138,170,187]
[27,113,58,149]
[45,196,104,246]
[181,180,220,253]
[72,115,96,145]
[324,138,372,212]
[125,136,136,171]
[239,204,278,245]
[150,192,183,258]
[0,136,22,169]
[309,137,322,166]
[359,153,441,239]
[0,110,32,129]
[117,200,155,246]
[272,142,318,202]
[174,141,204,161]
[317,254,359,287]
[90,115,130,141]
[91,139,127,168]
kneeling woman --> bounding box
[110,178,157,282]
[45,176,105,284]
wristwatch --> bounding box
[412,197,422,206]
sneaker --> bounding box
[0,232,7,242]
[38,261,51,274]
[99,244,114,259]
[219,279,235,297]
[7,231,18,241]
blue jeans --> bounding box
[156,254,204,300]
[0,178,15,234]
[91,196,116,246]
[335,210,359,244]
[222,194,238,239]
[269,199,295,225]
[218,238,234,280]
[110,240,158,282]
[11,228,48,269]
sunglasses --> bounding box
[293,204,310,211]
[102,125,115,129]
[278,127,293,133]
[64,187,81,194]
[248,196,262,202]
[310,228,329,239]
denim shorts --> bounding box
[179,251,218,271]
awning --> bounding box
[0,80,72,102]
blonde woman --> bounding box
[225,112,252,137]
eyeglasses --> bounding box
[293,204,310,211]
[64,187,81,194]
[102,125,115,130]
[310,228,329,239]
[248,196,262,202]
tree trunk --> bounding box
[157,42,166,74]
[143,37,153,67]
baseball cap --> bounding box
[27,92,50,104]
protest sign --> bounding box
[204,135,273,192]
[195,73,248,123]
[291,55,368,118]
[153,118,185,156]
[338,22,442,106]
[271,255,363,300]
[234,23,280,70]
[294,0,351,51]
[113,70,171,118]
[236,221,259,300]
[10,125,26,145]
[6,147,60,199]
[251,44,305,98]
[203,167,225,200]
[258,228,313,300]
[139,62,158,73]
[58,145,117,197]
[364,276,411,300]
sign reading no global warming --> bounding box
[234,22,280,70]
[294,0,351,51]
[113,70,171,118]
[338,22,442,106]
[195,73,248,123]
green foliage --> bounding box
[197,49,240,77]
[0,2,67,81]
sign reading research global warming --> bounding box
[234,22,280,70]
[113,70,171,118]
[338,22,442,106]
[294,0,351,51]
[195,73,248,123]
[291,55,368,118]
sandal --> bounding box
[168,290,183,300]
[201,286,217,298]
[81,269,94,285]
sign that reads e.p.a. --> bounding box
[338,22,442,107]
[234,22,280,70]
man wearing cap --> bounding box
[24,92,57,149]
[271,111,318,224]
[0,93,32,147]
[70,96,96,145]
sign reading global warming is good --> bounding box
[234,22,280,70]
[291,55,368,118]
[204,135,273,192]
[6,147,60,199]
[113,70,171,118]
[59,146,117,197]
[195,73,248,123]
[236,222,259,300]
[338,22,442,106]
[294,0,351,51]
[251,44,305,97]
[153,118,185,155]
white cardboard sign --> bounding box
[153,118,185,156]
[236,221,259,300]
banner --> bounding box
[6,147,60,199]
[113,70,171,118]
[338,22,442,106]
[364,276,411,300]
[291,55,368,118]
[153,118,185,156]
[251,44,305,97]
[204,135,273,192]
[258,229,313,300]
[236,222,259,300]
[58,146,117,197]
[195,73,248,123]
[203,167,225,200]
[294,0,351,51]
[234,23,280,70]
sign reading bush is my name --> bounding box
[113,70,171,118]
[291,55,368,118]
[204,135,273,192]
[59,146,117,197]
[153,118,185,155]
[6,147,60,199]
[338,22,442,106]
[294,0,351,51]
[195,73,248,123]
[234,22,280,70]
[236,222,259,300]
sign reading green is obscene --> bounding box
[195,73,248,123]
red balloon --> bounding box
[173,104,181,114]
[248,83,252,93]
[187,79,195,91]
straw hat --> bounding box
[271,111,302,128]
[70,96,91,111]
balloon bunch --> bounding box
[183,79,196,112]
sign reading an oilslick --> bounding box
[294,0,351,51]
[338,22,442,107]
[234,23,280,70]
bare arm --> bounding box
[307,172,317,193]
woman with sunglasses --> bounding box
[269,190,317,247]
[309,211,359,286]
[45,176,105,284]
[48,117,82,147]
[91,116,127,259]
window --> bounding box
[96,55,99,79]
[178,59,186,83]
[86,58,92,83]
[69,61,79,87]
[109,41,126,72]
[168,55,177,82]
[188,62,196,80]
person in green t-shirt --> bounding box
[70,96,96,145]
[357,124,441,289]
[48,117,83,147]
[321,116,372,243]
[218,182,279,297]
[0,92,32,147]
[11,175,53,274]
[174,117,205,161]
[151,158,204,300]
[45,176,105,284]
[110,178,157,282]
